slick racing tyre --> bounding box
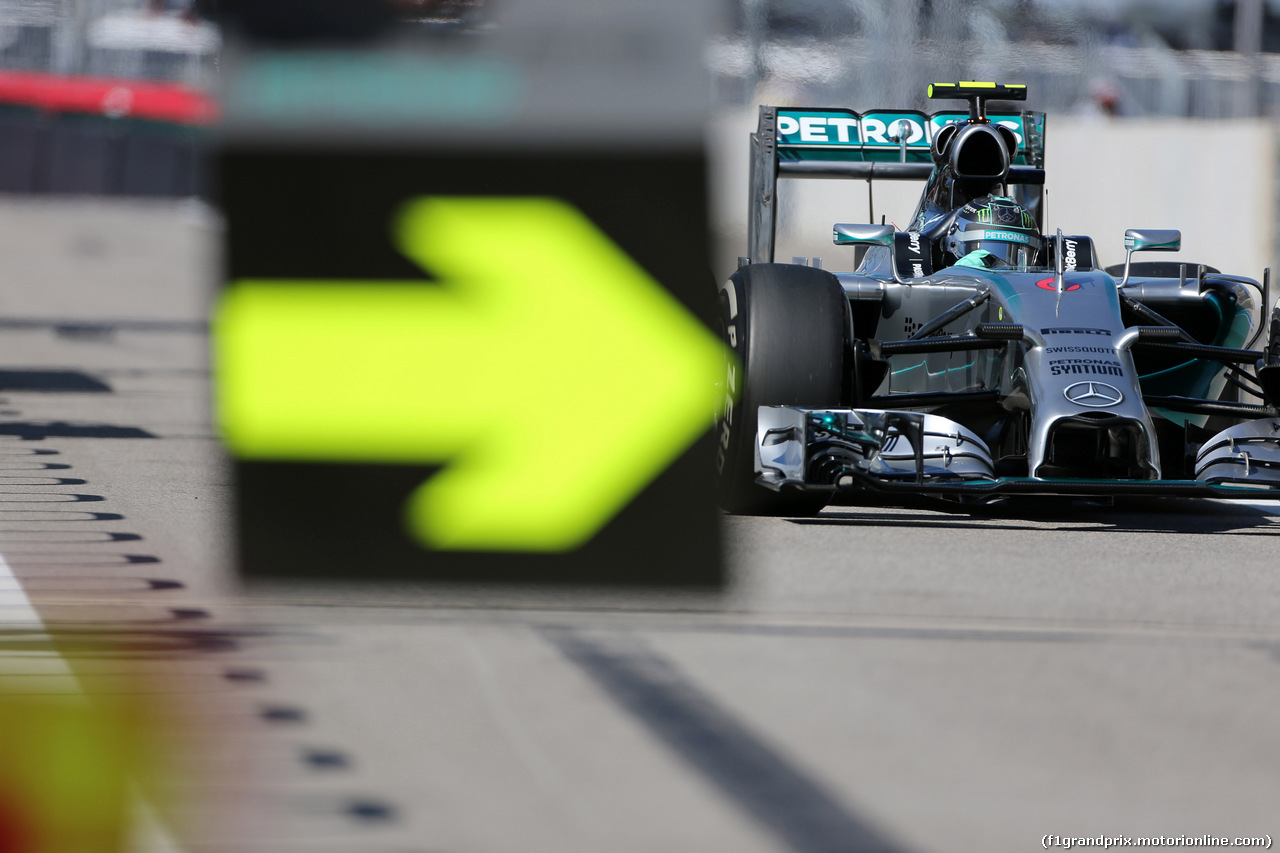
[716,263,847,515]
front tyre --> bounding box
[715,263,847,515]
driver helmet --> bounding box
[943,195,1042,268]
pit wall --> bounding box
[0,70,214,197]
[710,110,1278,288]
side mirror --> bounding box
[1125,229,1181,253]
[833,223,893,247]
[1118,228,1181,288]
[834,224,918,283]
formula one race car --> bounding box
[717,82,1280,514]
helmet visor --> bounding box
[962,228,1040,268]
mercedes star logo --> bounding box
[1063,381,1124,408]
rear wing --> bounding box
[747,105,1047,264]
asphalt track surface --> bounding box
[0,198,1278,852]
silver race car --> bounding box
[717,82,1280,514]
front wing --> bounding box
[755,406,1280,502]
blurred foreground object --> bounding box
[0,686,152,853]
[214,0,727,585]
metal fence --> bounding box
[0,0,217,87]
[712,0,1280,120]
[6,0,1275,120]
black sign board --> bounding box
[215,1,724,585]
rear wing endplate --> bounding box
[748,105,1047,264]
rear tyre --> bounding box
[715,263,847,515]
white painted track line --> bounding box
[0,550,55,628]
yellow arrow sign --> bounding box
[215,196,725,552]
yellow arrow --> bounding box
[215,196,725,552]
